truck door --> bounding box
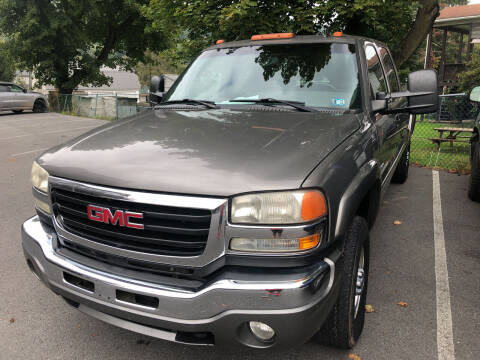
[378,47,409,159]
[365,44,396,184]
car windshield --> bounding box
[164,42,361,110]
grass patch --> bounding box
[411,121,471,172]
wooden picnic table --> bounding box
[429,127,474,150]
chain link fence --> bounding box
[48,93,149,120]
[411,93,476,173]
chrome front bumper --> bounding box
[22,216,340,348]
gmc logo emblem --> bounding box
[87,205,144,230]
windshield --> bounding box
[165,43,361,109]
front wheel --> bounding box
[468,141,480,201]
[317,216,370,349]
[33,100,47,113]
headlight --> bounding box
[31,161,49,193]
[34,197,51,214]
[230,190,326,224]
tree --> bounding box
[458,48,480,92]
[0,0,169,94]
[134,50,184,86]
[0,41,15,82]
[145,0,439,68]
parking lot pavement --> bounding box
[0,112,479,360]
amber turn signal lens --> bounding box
[216,39,225,44]
[299,234,321,251]
[251,33,294,41]
[333,31,343,37]
[301,191,327,221]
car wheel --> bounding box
[468,140,480,201]
[392,142,410,184]
[33,100,47,113]
[12,110,23,114]
[317,216,370,349]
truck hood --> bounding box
[38,108,360,197]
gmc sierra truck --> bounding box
[22,33,439,349]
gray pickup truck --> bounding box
[22,33,438,349]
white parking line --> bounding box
[10,148,51,157]
[0,126,96,141]
[0,120,101,131]
[432,170,455,360]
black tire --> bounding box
[468,141,480,201]
[33,99,47,113]
[12,110,23,114]
[392,142,410,184]
[318,216,370,349]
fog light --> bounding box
[249,321,275,342]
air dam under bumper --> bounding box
[22,216,341,348]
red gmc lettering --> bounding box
[103,208,125,226]
[87,205,104,222]
[87,205,144,229]
[124,212,144,229]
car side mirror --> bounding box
[23,88,27,93]
[470,86,480,103]
[149,75,165,105]
[406,69,439,114]
[377,70,439,115]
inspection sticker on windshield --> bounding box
[332,98,346,106]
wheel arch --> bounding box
[335,160,380,238]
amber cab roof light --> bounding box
[216,39,225,45]
[333,31,343,37]
[251,33,294,41]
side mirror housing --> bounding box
[149,75,165,105]
[407,69,439,114]
[376,70,439,115]
[470,86,480,102]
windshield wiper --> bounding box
[228,98,316,112]
[157,99,217,109]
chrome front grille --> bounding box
[51,188,213,257]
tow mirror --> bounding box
[470,86,480,103]
[149,75,165,105]
[375,70,439,115]
[406,69,439,114]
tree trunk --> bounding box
[57,86,74,113]
[393,0,440,67]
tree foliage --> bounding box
[0,0,169,94]
[145,0,439,69]
[458,49,480,93]
[0,41,15,82]
[134,50,184,86]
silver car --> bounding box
[0,82,48,113]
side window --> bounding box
[365,45,387,99]
[380,47,400,93]
[9,85,24,93]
